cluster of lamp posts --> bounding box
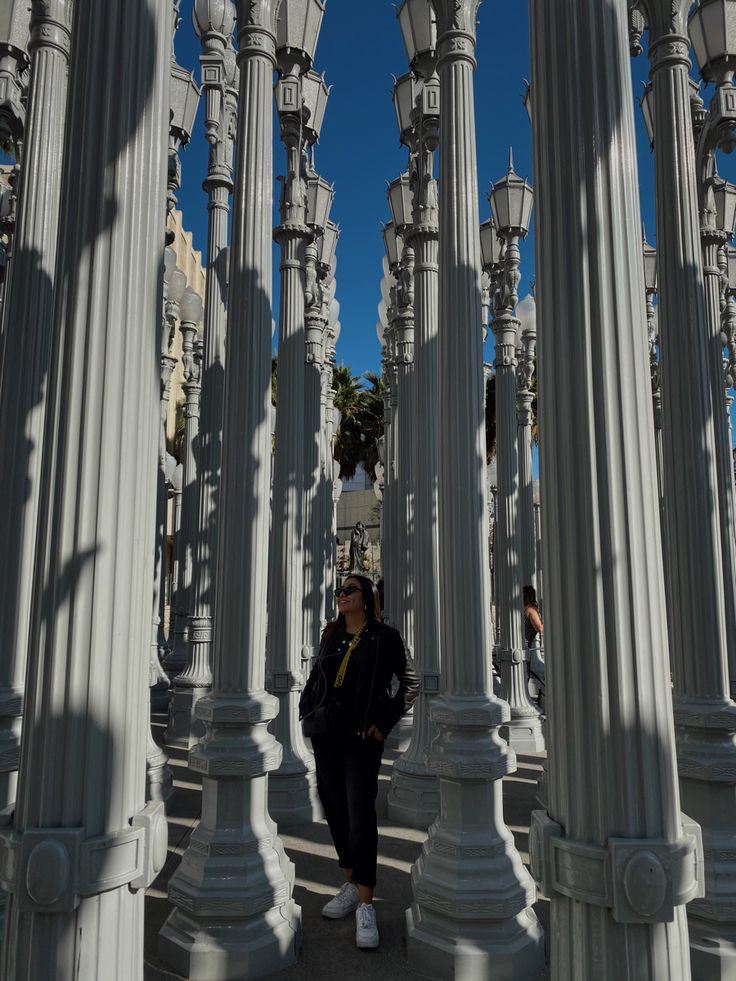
[0,0,736,978]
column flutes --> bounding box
[0,0,170,975]
[640,1,736,971]
[174,2,237,751]
[158,3,301,975]
[406,3,544,976]
[528,0,700,975]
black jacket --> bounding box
[299,619,420,738]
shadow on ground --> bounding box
[144,718,550,980]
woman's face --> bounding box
[336,577,366,620]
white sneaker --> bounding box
[321,881,359,919]
[355,902,380,949]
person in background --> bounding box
[523,584,544,648]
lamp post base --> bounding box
[500,715,546,754]
[268,765,323,827]
[689,918,736,981]
[165,683,210,749]
[387,765,439,830]
[406,899,544,981]
[159,903,302,981]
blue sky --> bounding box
[174,4,725,380]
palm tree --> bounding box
[333,365,365,480]
[360,371,385,477]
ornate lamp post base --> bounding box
[387,765,439,830]
[159,695,302,981]
[268,764,323,827]
[406,701,545,980]
[146,729,174,803]
[159,904,301,981]
[165,683,209,749]
[688,918,736,980]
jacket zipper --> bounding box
[362,634,379,736]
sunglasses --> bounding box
[335,585,361,597]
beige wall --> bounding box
[337,489,382,578]
[166,208,206,444]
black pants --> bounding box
[312,732,384,889]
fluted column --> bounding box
[175,6,237,753]
[166,310,203,747]
[528,0,701,976]
[533,499,542,612]
[701,223,736,710]
[0,0,72,830]
[158,4,301,975]
[492,237,544,753]
[0,0,170,975]
[517,324,536,593]
[266,135,321,826]
[323,337,340,621]
[303,267,329,649]
[406,3,544,976]
[394,245,416,656]
[0,0,72,941]
[145,305,176,801]
[640,2,736,973]
[388,125,440,829]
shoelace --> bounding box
[336,882,355,902]
[357,905,375,928]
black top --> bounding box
[299,619,420,738]
[525,607,540,647]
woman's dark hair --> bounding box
[523,585,538,608]
[321,575,378,647]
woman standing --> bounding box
[523,584,544,647]
[299,574,419,950]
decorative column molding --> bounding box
[490,202,544,753]
[639,1,736,971]
[406,3,544,976]
[175,2,237,751]
[0,2,30,161]
[166,297,205,748]
[266,95,322,826]
[158,2,301,975]
[0,0,170,975]
[0,0,72,833]
[516,300,536,593]
[304,239,333,648]
[323,326,341,621]
[528,0,701,975]
[388,89,441,829]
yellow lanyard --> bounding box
[334,624,365,690]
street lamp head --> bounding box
[168,269,188,305]
[639,81,655,148]
[480,217,503,270]
[642,229,658,293]
[319,219,339,270]
[180,287,204,324]
[170,62,201,150]
[305,170,334,231]
[276,0,326,73]
[387,172,413,232]
[163,247,177,285]
[192,0,235,43]
[397,0,437,76]
[517,293,537,337]
[490,150,534,238]
[523,79,532,123]
[383,221,402,268]
[302,69,330,144]
[713,175,736,236]
[393,72,419,146]
[689,0,736,85]
[0,1,30,57]
[728,245,736,290]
